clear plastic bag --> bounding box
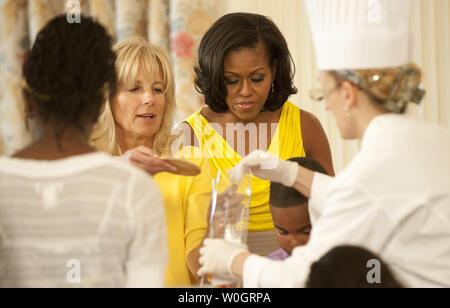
[200,170,252,288]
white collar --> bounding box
[360,113,404,150]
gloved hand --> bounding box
[229,150,299,187]
[197,239,249,277]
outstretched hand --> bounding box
[122,146,178,176]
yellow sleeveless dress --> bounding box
[185,101,305,232]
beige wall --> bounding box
[217,0,450,173]
[1,0,448,171]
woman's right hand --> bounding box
[206,185,245,237]
[229,150,299,187]
[122,146,177,176]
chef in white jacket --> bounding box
[197,0,450,288]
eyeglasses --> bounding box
[308,84,341,102]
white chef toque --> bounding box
[305,0,413,71]
[305,0,425,113]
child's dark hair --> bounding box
[270,157,327,208]
[194,13,298,113]
[306,245,404,288]
[22,15,116,141]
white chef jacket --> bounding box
[243,114,450,288]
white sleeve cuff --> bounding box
[243,253,312,288]
[242,254,274,288]
[309,172,334,224]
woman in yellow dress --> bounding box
[90,37,211,287]
[184,13,334,257]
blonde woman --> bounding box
[91,37,211,287]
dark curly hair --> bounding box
[194,13,298,113]
[270,157,327,208]
[306,246,404,288]
[22,15,116,141]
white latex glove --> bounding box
[229,150,299,187]
[197,239,248,277]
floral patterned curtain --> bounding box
[0,0,217,156]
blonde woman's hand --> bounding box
[122,146,177,176]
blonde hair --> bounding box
[330,63,424,114]
[90,36,176,155]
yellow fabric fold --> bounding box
[185,102,305,232]
[153,146,212,287]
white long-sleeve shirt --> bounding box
[0,153,167,288]
[243,114,450,288]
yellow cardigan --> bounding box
[153,146,211,287]
[185,101,305,232]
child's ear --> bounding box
[23,93,38,132]
[24,93,37,119]
[21,50,30,69]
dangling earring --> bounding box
[25,101,35,132]
[262,83,274,112]
[344,105,351,117]
[268,83,274,100]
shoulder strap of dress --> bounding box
[281,101,301,137]
[270,101,303,159]
[184,109,205,145]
